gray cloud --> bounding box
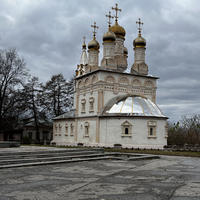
[0,0,200,122]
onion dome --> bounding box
[82,42,86,50]
[88,37,100,50]
[133,33,146,48]
[100,95,167,118]
[103,28,116,43]
[110,22,126,39]
[124,46,128,56]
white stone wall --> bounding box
[88,50,99,66]
[103,42,115,58]
[53,120,75,144]
[76,119,97,145]
[134,47,146,63]
[114,38,124,56]
[78,91,98,117]
[99,117,167,147]
[53,117,167,149]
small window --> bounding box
[150,128,153,135]
[70,123,74,135]
[65,123,68,135]
[28,132,32,139]
[59,124,62,133]
[43,131,48,140]
[85,127,89,135]
[147,121,157,138]
[121,121,132,137]
[89,97,94,113]
[55,124,58,133]
[84,122,90,137]
[90,102,94,111]
[81,99,86,113]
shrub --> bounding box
[22,137,31,144]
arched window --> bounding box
[59,124,62,133]
[65,123,68,135]
[81,99,86,113]
[70,123,74,135]
[147,121,157,138]
[121,121,132,137]
[150,128,153,135]
[125,128,129,135]
[84,122,90,137]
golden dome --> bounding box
[133,33,146,48]
[82,42,86,50]
[110,22,126,39]
[124,46,128,55]
[88,37,100,50]
[103,29,116,43]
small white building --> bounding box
[52,4,168,149]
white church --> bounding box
[52,4,168,149]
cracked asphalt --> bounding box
[0,154,200,199]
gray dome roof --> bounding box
[100,95,166,117]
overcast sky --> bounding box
[0,0,200,123]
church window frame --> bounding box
[84,122,90,137]
[147,121,157,139]
[118,76,129,85]
[70,123,74,136]
[81,99,86,114]
[121,120,132,137]
[125,128,129,135]
[65,123,68,136]
[131,78,142,87]
[55,124,58,136]
[58,124,62,136]
[144,79,154,88]
[105,74,116,83]
[89,97,95,113]
[85,77,90,86]
[91,74,98,84]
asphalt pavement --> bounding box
[0,146,200,200]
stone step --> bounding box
[0,150,103,160]
[0,153,106,165]
[0,154,160,169]
[0,148,104,156]
[0,156,114,169]
[0,147,160,169]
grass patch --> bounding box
[105,148,200,157]
[21,145,200,157]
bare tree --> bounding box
[168,115,200,145]
[22,76,44,141]
[42,73,74,119]
[0,48,29,131]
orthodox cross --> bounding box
[83,36,86,44]
[111,3,122,22]
[106,11,114,28]
[91,22,99,39]
[136,18,144,34]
